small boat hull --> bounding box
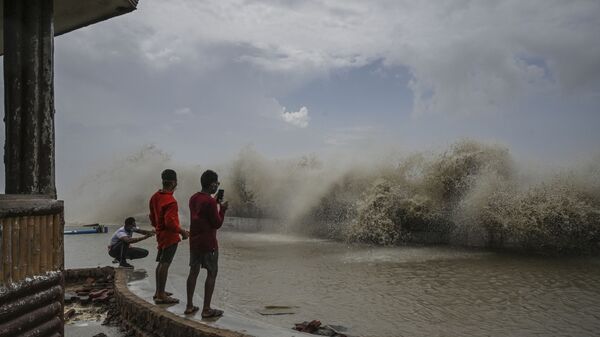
[64,225,108,235]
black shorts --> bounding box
[156,243,178,263]
[190,249,218,274]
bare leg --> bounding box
[202,269,218,312]
[154,262,160,298]
[186,265,201,311]
[156,262,171,299]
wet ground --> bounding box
[65,324,123,337]
[65,225,600,337]
[124,269,312,337]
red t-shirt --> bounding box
[189,192,226,252]
[149,190,181,249]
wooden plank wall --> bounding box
[0,213,64,284]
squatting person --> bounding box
[185,169,228,317]
[108,217,154,269]
[149,169,189,304]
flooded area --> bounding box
[65,225,600,337]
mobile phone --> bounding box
[216,189,224,203]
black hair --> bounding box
[125,217,136,227]
[161,169,177,190]
[161,169,177,181]
[200,170,218,189]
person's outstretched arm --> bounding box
[120,233,152,244]
[134,227,155,235]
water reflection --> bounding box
[126,269,148,283]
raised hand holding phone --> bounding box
[216,189,224,203]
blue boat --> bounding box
[64,224,108,235]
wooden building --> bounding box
[0,1,138,336]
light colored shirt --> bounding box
[109,226,137,247]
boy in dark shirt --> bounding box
[185,170,228,317]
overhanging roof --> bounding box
[0,0,139,55]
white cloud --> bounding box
[122,0,599,115]
[380,1,600,115]
[173,107,192,116]
[281,106,310,128]
[3,0,598,194]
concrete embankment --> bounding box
[113,268,251,337]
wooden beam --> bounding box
[32,216,41,276]
[18,217,27,281]
[11,218,19,281]
[26,216,34,277]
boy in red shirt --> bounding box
[185,170,228,317]
[149,169,189,304]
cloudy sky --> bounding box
[1,0,600,194]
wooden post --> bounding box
[19,216,28,280]
[3,0,56,197]
[47,213,53,271]
[40,215,48,273]
[32,216,41,275]
[45,214,52,271]
[12,217,20,281]
[0,220,3,282]
[57,213,64,270]
[27,216,35,277]
[1,218,12,283]
[50,213,56,270]
[46,214,52,270]
[52,213,61,270]
[50,214,55,270]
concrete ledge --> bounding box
[0,195,63,217]
[114,269,253,337]
[64,266,114,282]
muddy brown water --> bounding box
[65,226,600,337]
